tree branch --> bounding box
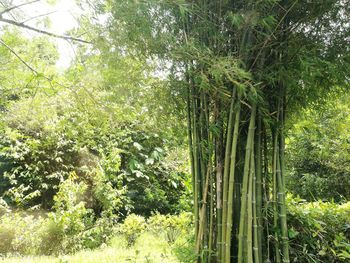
[20,11,57,24]
[0,0,40,16]
[0,38,99,105]
[0,38,39,76]
[0,17,92,44]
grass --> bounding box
[0,233,181,263]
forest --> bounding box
[0,0,349,262]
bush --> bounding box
[148,212,192,244]
[0,127,79,209]
[0,211,44,255]
[172,232,196,263]
[0,214,16,255]
[118,214,146,247]
[39,173,120,255]
[287,196,350,262]
[39,176,89,255]
[0,175,118,257]
[0,94,189,217]
[147,212,195,262]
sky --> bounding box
[2,0,82,69]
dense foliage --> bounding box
[286,96,350,202]
[0,30,189,217]
[287,197,350,262]
[0,192,192,257]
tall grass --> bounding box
[0,232,182,263]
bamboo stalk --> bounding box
[238,104,256,263]
[215,98,224,262]
[278,102,290,263]
[209,153,214,261]
[262,125,271,262]
[255,114,263,263]
[216,136,223,262]
[252,149,260,263]
[247,146,255,263]
[224,99,241,263]
[196,165,212,254]
[273,129,281,263]
[186,72,198,239]
[221,87,237,261]
[192,88,200,244]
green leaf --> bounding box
[171,181,177,188]
[135,170,143,178]
[145,158,154,165]
[288,228,299,239]
[133,142,143,151]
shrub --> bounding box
[39,176,89,255]
[118,214,146,247]
[0,197,9,215]
[172,232,196,263]
[148,212,192,244]
[0,211,44,255]
[0,96,189,217]
[287,196,350,262]
[39,173,119,255]
[146,212,194,262]
[0,214,16,255]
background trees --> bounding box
[0,2,190,216]
[286,95,350,202]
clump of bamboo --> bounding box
[180,1,292,262]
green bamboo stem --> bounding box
[224,99,241,263]
[273,129,281,263]
[192,90,200,243]
[252,149,260,263]
[186,76,198,239]
[221,87,237,261]
[209,154,214,261]
[278,104,290,263]
[216,141,223,262]
[255,114,263,263]
[215,99,224,262]
[201,92,210,258]
[262,127,271,262]
[238,104,256,263]
[247,147,255,263]
[276,143,289,263]
[196,165,212,254]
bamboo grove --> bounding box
[182,1,296,262]
[106,0,350,262]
